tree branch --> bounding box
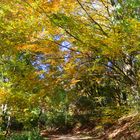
[76,0,108,37]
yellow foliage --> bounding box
[70,79,80,86]
[0,88,9,103]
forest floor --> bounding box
[41,112,140,140]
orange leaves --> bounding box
[41,0,77,14]
[17,40,60,55]
[0,88,9,104]
[70,78,80,85]
[20,44,52,53]
[39,0,61,13]
[61,0,77,13]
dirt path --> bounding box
[47,134,99,140]
[42,113,140,140]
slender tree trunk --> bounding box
[131,85,140,109]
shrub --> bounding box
[7,129,44,140]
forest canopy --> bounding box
[0,0,140,138]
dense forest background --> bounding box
[0,0,140,139]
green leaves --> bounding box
[50,13,71,27]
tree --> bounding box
[0,0,140,132]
